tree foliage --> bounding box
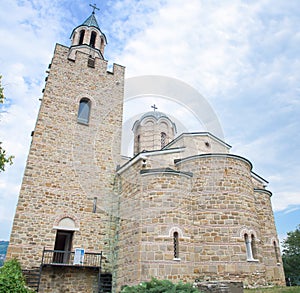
[0,75,13,172]
[121,278,199,293]
[0,259,33,293]
[282,225,300,285]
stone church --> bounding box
[7,8,285,293]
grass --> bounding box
[244,286,300,293]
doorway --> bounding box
[53,230,73,264]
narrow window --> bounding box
[137,135,140,153]
[244,233,253,260]
[273,241,280,263]
[77,98,91,124]
[93,197,97,213]
[173,232,179,259]
[251,234,257,259]
[161,132,167,148]
[90,31,97,48]
[79,30,85,45]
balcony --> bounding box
[23,249,111,292]
[41,248,102,268]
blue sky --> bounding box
[0,0,299,247]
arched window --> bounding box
[273,241,280,263]
[161,132,167,148]
[251,234,257,259]
[77,98,91,124]
[90,31,97,48]
[79,30,85,45]
[244,233,253,260]
[173,232,179,259]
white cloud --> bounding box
[1,0,300,239]
[272,193,300,212]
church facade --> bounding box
[7,9,285,293]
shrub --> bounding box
[121,277,199,292]
[0,259,33,293]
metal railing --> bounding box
[41,248,102,268]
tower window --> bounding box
[161,132,167,148]
[77,98,91,124]
[173,232,179,259]
[79,30,85,45]
[90,31,97,48]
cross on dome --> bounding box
[151,104,158,112]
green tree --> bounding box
[0,259,33,293]
[121,277,199,293]
[0,75,13,172]
[282,225,300,285]
[0,75,4,104]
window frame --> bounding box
[77,98,91,125]
[244,233,259,262]
[173,231,180,260]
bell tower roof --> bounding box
[82,12,100,28]
[72,11,107,44]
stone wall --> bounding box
[7,43,125,275]
[116,150,285,289]
[39,267,98,293]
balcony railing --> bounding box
[41,249,102,268]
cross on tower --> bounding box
[151,104,158,112]
[90,3,100,14]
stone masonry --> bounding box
[7,36,125,292]
[115,131,285,290]
[7,10,285,293]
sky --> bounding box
[0,0,299,247]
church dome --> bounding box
[139,110,169,121]
[132,109,177,155]
[132,110,177,133]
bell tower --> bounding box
[69,4,107,60]
[7,6,125,293]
